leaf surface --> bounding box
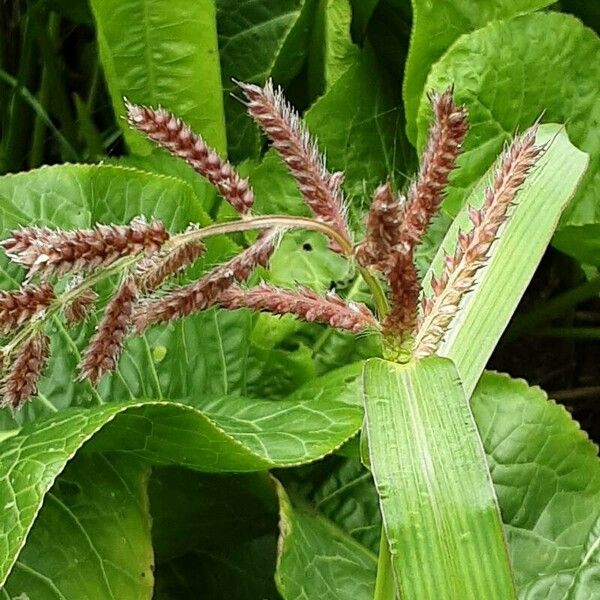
[404,0,554,141]
[471,372,600,599]
[0,364,363,585]
[363,357,516,599]
[3,454,153,599]
[275,480,376,600]
[90,0,226,154]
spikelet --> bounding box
[136,237,205,293]
[64,288,99,325]
[78,277,138,384]
[355,182,406,272]
[219,284,377,333]
[2,217,168,277]
[398,88,469,252]
[0,282,55,334]
[239,80,350,249]
[125,101,254,214]
[414,127,543,357]
[383,254,420,336]
[1,331,50,409]
[134,231,277,333]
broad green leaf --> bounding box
[421,125,588,396]
[403,0,554,142]
[0,364,363,585]
[154,534,280,600]
[275,479,376,600]
[306,48,412,211]
[363,357,515,599]
[417,13,600,264]
[471,372,600,599]
[280,455,381,553]
[3,454,153,599]
[308,0,359,96]
[90,0,226,155]
[217,0,311,160]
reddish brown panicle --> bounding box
[134,230,278,333]
[399,88,469,252]
[239,80,350,250]
[0,282,55,334]
[2,218,168,277]
[126,101,254,214]
[78,277,138,384]
[1,331,50,409]
[219,284,378,333]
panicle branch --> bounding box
[0,283,55,334]
[219,284,378,333]
[125,101,254,214]
[136,237,205,293]
[414,127,543,357]
[1,218,168,277]
[239,80,350,249]
[78,277,138,384]
[134,230,278,333]
[379,88,468,338]
[399,88,469,252]
[1,331,49,409]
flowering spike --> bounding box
[218,284,378,333]
[125,100,254,214]
[134,231,278,333]
[355,182,406,272]
[2,218,168,277]
[414,127,543,357]
[398,88,469,252]
[78,277,138,384]
[0,283,55,334]
[238,80,350,249]
[1,331,50,409]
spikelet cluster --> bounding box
[1,218,168,277]
[126,101,254,214]
[64,288,98,325]
[0,283,55,334]
[219,284,377,333]
[78,277,138,384]
[239,80,350,250]
[1,332,49,409]
[134,231,277,333]
[415,128,542,357]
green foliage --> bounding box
[89,0,226,154]
[472,372,600,599]
[0,1,599,597]
[404,0,554,142]
[422,124,588,396]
